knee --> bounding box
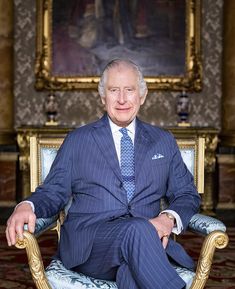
[124,217,155,238]
[120,218,158,260]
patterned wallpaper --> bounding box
[14,0,223,128]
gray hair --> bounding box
[98,59,147,98]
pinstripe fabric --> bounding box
[74,217,186,289]
[27,114,200,282]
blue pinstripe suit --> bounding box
[28,114,200,288]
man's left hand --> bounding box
[149,214,174,249]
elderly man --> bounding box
[6,59,200,289]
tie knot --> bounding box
[120,128,128,137]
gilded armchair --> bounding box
[15,135,229,289]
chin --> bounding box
[116,118,132,127]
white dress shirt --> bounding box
[109,117,135,164]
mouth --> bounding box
[116,107,131,112]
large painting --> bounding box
[35,0,202,91]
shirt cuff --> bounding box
[15,200,35,213]
[160,209,183,235]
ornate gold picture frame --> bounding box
[35,0,202,91]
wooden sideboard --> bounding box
[16,126,219,215]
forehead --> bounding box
[106,63,139,85]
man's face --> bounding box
[101,64,147,127]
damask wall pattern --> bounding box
[14,0,223,128]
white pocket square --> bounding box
[152,153,164,160]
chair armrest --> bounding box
[15,216,59,289]
[188,213,226,236]
[15,230,53,289]
[188,214,229,289]
[23,214,59,237]
[190,230,229,289]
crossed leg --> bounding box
[74,217,185,289]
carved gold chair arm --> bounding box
[14,215,59,289]
[190,230,229,289]
[15,230,52,289]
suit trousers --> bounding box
[73,216,186,289]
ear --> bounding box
[140,89,148,105]
[101,96,106,105]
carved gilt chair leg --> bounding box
[15,231,52,289]
[190,230,229,289]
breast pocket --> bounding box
[149,158,170,185]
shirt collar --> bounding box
[108,117,136,136]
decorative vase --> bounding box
[44,93,59,126]
[177,91,191,126]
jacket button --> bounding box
[128,205,131,210]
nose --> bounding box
[117,90,126,104]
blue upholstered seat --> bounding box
[46,259,195,289]
[26,212,226,289]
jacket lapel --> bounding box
[91,115,123,183]
[134,119,155,181]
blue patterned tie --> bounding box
[120,128,135,202]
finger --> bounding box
[5,227,11,246]
[28,214,36,233]
[6,217,12,246]
[162,235,169,249]
[8,220,17,245]
[15,221,24,241]
[157,230,164,240]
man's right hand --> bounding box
[5,202,36,246]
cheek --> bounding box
[132,100,142,110]
[131,95,142,105]
[105,102,116,114]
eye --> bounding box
[126,87,134,93]
[109,88,119,93]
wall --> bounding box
[14,0,223,128]
[0,0,14,144]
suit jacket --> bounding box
[28,114,201,270]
